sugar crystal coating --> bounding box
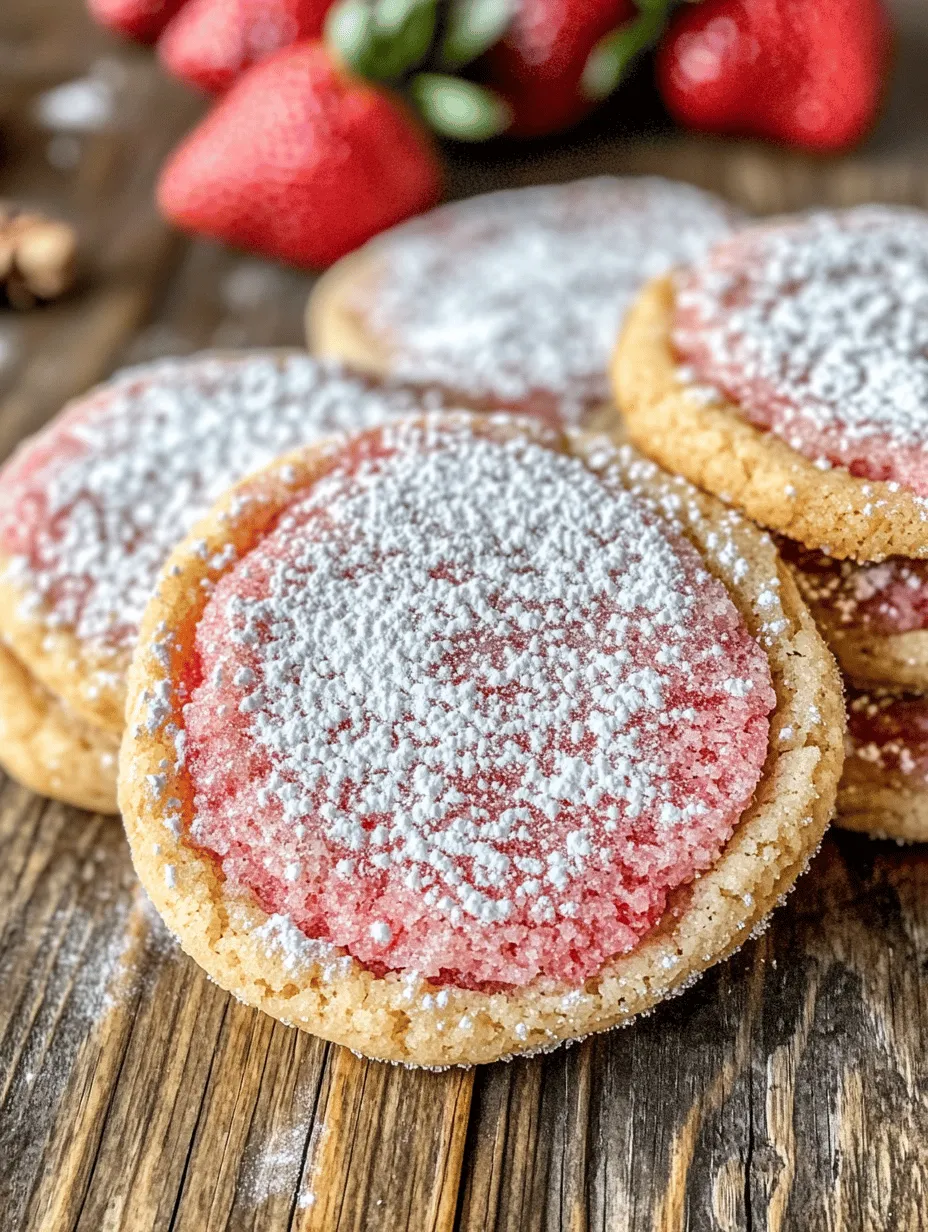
[183,420,775,989]
[0,354,449,653]
[359,177,743,423]
[673,206,928,496]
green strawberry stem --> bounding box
[371,0,437,77]
[325,0,378,75]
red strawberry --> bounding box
[479,0,637,138]
[88,0,189,43]
[157,42,442,267]
[159,0,334,94]
[656,0,891,153]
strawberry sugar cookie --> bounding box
[0,352,455,810]
[839,691,928,843]
[0,642,120,813]
[785,544,928,692]
[734,543,928,839]
[615,206,928,562]
[120,413,842,1066]
[615,206,928,839]
[308,177,744,429]
[783,549,928,840]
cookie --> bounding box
[838,690,928,842]
[0,351,459,791]
[0,642,119,812]
[120,412,842,1067]
[615,207,928,561]
[308,177,743,428]
[785,543,928,691]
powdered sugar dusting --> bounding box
[673,206,928,495]
[361,177,743,423]
[251,911,347,976]
[183,418,774,989]
[0,354,449,655]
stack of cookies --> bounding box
[0,175,895,1068]
[0,353,456,812]
[615,204,928,844]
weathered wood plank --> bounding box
[171,1011,328,1231]
[1,2,928,1230]
[294,1048,473,1232]
[117,240,313,367]
[454,838,928,1232]
[0,800,139,1229]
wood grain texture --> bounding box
[1,0,928,1228]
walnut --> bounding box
[0,205,78,309]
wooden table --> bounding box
[1,2,927,1228]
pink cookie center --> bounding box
[183,423,774,990]
[848,693,928,784]
[673,207,928,496]
[364,177,741,424]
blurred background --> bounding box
[0,0,925,467]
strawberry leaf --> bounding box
[375,0,422,35]
[441,0,513,69]
[411,73,511,140]
[327,0,436,81]
[581,0,673,101]
[370,0,437,78]
[326,0,379,76]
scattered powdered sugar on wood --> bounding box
[0,353,450,654]
[0,843,176,1209]
[181,418,774,990]
[360,177,743,422]
[673,205,928,496]
[238,1121,312,1211]
[33,60,123,132]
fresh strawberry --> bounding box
[159,0,334,94]
[157,42,442,267]
[88,0,189,43]
[479,0,637,137]
[656,0,892,153]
